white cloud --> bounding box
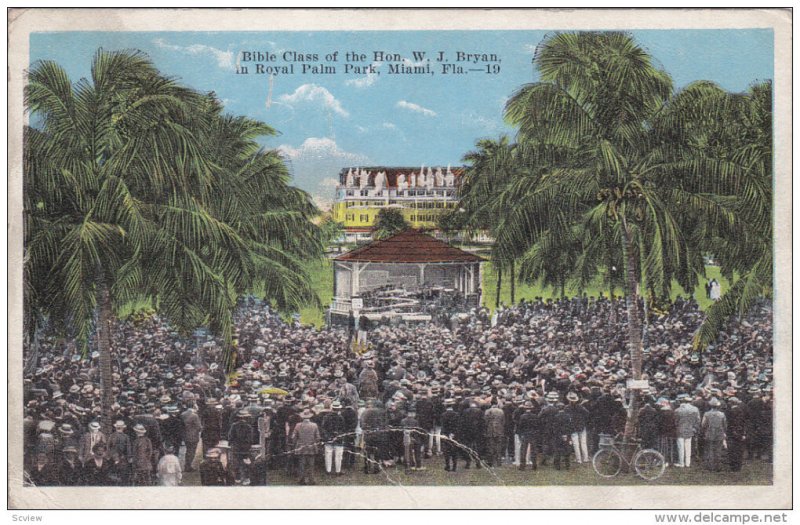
[523,43,538,55]
[345,62,381,89]
[396,100,437,117]
[278,137,367,162]
[278,84,349,117]
[153,38,234,70]
[277,138,370,208]
[382,122,397,130]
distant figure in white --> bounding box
[359,169,369,189]
[157,446,183,486]
[397,173,407,191]
[709,279,721,301]
[426,167,435,189]
[409,171,416,188]
[345,168,355,187]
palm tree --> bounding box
[499,32,761,439]
[458,136,519,307]
[191,96,323,368]
[683,81,773,350]
[373,208,409,239]
[24,49,322,430]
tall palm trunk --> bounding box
[620,218,643,442]
[509,260,516,305]
[97,276,115,435]
[495,265,503,308]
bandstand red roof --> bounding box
[335,229,484,264]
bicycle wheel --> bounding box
[633,449,666,481]
[592,449,622,478]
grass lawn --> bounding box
[480,261,731,313]
[115,256,732,328]
[297,258,335,327]
[180,453,772,487]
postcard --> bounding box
[7,8,792,509]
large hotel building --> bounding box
[331,165,463,242]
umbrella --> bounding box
[259,387,289,396]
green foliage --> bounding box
[456,31,771,353]
[23,49,323,351]
[318,214,345,245]
[373,207,409,240]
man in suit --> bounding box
[441,398,461,471]
[228,410,254,484]
[702,398,727,472]
[321,401,346,475]
[181,405,202,472]
[78,421,107,467]
[292,409,321,485]
[675,393,701,468]
[460,401,484,468]
[400,409,424,472]
[199,448,232,486]
[415,390,435,458]
[131,424,154,486]
[516,402,538,470]
[58,445,81,486]
[483,400,505,467]
[107,420,132,485]
[553,402,573,470]
[565,391,590,464]
[637,393,659,450]
[726,397,747,472]
[200,399,222,455]
[360,399,387,474]
[538,392,559,467]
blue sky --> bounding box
[30,29,773,207]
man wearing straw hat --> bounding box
[228,410,254,484]
[675,393,701,468]
[291,409,321,485]
[566,391,590,464]
[702,398,727,472]
[108,420,132,485]
[199,448,232,486]
[78,421,107,467]
[181,404,202,473]
[321,401,346,476]
[132,423,154,486]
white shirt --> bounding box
[157,454,182,486]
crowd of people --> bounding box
[22,293,773,486]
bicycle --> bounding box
[592,433,666,481]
